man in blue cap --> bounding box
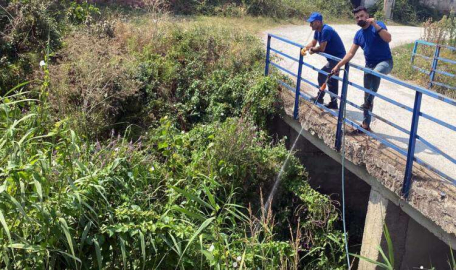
[332,6,393,133]
[305,12,346,109]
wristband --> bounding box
[377,28,385,33]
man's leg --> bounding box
[311,61,332,103]
[326,60,339,108]
[362,60,394,128]
[362,71,378,128]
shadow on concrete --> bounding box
[342,109,435,156]
[346,109,364,123]
[375,132,437,156]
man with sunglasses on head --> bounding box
[332,6,393,133]
[304,12,346,110]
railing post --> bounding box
[265,35,271,76]
[293,49,304,119]
[335,64,350,151]
[429,45,441,88]
[402,91,423,198]
[410,41,418,64]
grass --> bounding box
[188,15,364,36]
[391,42,456,99]
[193,15,300,33]
[179,15,354,35]
[0,12,348,269]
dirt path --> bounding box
[263,24,456,181]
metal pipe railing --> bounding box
[265,34,456,198]
[411,40,456,91]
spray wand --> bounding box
[300,47,337,104]
[311,72,334,104]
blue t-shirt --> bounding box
[313,24,346,60]
[354,21,392,66]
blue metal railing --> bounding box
[411,40,456,90]
[265,34,456,198]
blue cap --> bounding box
[306,12,323,23]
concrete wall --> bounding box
[401,217,455,269]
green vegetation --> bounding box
[0,0,103,93]
[166,0,352,19]
[369,0,442,25]
[49,17,274,137]
[1,0,447,268]
[351,224,395,270]
[391,14,456,99]
[0,89,346,268]
[392,43,456,99]
[0,1,348,269]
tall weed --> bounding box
[0,89,345,268]
[0,5,347,269]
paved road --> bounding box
[263,24,456,181]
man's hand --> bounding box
[309,47,318,54]
[331,65,340,75]
[366,18,377,27]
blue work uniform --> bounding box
[314,24,346,60]
[314,24,346,103]
[354,21,394,127]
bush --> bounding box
[0,89,345,269]
[313,0,351,18]
[161,0,347,19]
[0,5,348,269]
[47,17,276,138]
[67,1,101,24]
[422,12,456,46]
[370,0,441,25]
[0,0,65,93]
[0,0,106,94]
[49,30,141,138]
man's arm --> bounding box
[367,18,391,43]
[331,44,359,73]
[309,41,327,54]
[305,39,317,50]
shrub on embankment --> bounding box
[49,16,275,138]
[0,5,347,270]
[369,0,442,25]
[0,0,104,94]
[1,0,442,95]
[86,0,352,19]
[0,91,345,268]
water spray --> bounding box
[264,29,351,267]
[263,71,336,212]
[262,27,330,214]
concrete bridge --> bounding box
[264,25,456,269]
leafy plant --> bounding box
[0,4,348,269]
[350,223,394,270]
[67,1,101,24]
[0,79,345,268]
